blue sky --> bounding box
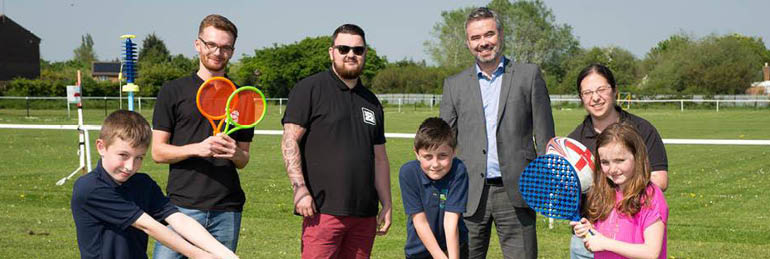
[3,0,769,63]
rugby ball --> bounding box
[545,137,595,193]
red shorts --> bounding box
[301,213,377,259]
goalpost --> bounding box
[617,91,632,110]
[56,70,93,186]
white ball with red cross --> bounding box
[545,137,595,193]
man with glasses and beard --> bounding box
[440,7,554,259]
[281,24,392,259]
[151,14,253,258]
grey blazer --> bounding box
[440,60,555,216]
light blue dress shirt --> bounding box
[475,57,507,179]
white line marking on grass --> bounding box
[1,124,769,145]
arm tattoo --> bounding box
[282,123,306,185]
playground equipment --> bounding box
[121,34,138,111]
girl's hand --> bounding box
[569,218,594,238]
[583,230,608,252]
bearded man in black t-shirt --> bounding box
[281,24,392,259]
[150,14,253,258]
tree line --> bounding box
[3,0,768,98]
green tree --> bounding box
[136,61,191,96]
[138,33,171,64]
[557,46,640,94]
[232,36,387,98]
[73,34,97,67]
[423,7,477,70]
[133,54,195,96]
[642,33,769,95]
[371,60,459,94]
[424,0,579,85]
[490,0,580,75]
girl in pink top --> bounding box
[571,123,668,259]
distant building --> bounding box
[0,14,41,81]
[92,62,121,83]
[746,63,770,95]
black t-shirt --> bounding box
[282,68,386,217]
[72,160,178,259]
[152,73,254,211]
[567,106,668,171]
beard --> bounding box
[333,57,365,80]
[200,54,228,72]
[474,42,503,64]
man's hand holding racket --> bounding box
[193,134,237,158]
[211,133,238,159]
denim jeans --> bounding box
[570,234,594,259]
[152,206,242,259]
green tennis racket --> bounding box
[223,86,267,135]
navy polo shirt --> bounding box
[71,160,178,259]
[399,158,469,258]
[282,68,386,217]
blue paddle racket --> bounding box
[519,154,587,222]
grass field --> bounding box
[1,107,769,258]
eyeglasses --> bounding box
[198,37,234,54]
[333,45,366,56]
[580,86,612,98]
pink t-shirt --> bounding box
[594,184,668,259]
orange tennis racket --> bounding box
[196,77,237,135]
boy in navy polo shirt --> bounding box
[71,110,237,259]
[399,117,469,259]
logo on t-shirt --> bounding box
[362,107,376,126]
[439,189,448,208]
[230,110,240,124]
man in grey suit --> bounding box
[439,7,555,259]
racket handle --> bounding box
[225,126,237,135]
[216,119,226,135]
[579,230,595,243]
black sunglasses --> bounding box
[334,45,366,56]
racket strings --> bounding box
[232,91,261,125]
[229,88,266,126]
[520,155,581,220]
[199,82,235,118]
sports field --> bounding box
[1,107,769,258]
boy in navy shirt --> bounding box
[399,117,469,259]
[71,110,238,259]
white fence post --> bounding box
[716,100,719,112]
[680,100,684,112]
[279,98,283,114]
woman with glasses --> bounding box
[567,63,669,259]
